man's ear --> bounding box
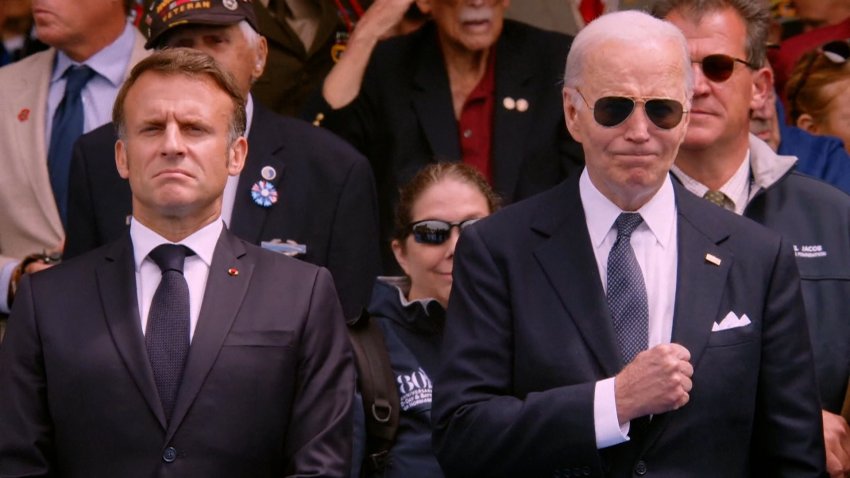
[796,113,819,133]
[251,36,268,82]
[115,139,130,179]
[750,66,773,112]
[563,88,584,144]
[227,136,248,176]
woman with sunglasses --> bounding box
[353,162,499,478]
[785,40,850,154]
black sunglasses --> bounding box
[576,88,686,130]
[408,219,481,245]
[788,40,850,118]
[693,54,755,82]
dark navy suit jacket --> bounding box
[432,175,825,477]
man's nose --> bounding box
[691,63,711,96]
[623,104,652,142]
[161,124,186,157]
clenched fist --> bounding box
[614,343,693,424]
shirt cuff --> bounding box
[0,260,20,314]
[594,377,630,449]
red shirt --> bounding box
[772,18,850,106]
[457,50,497,183]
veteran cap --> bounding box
[145,0,258,49]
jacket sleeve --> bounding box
[0,276,55,477]
[751,237,826,475]
[325,151,381,321]
[284,267,356,478]
[431,226,603,477]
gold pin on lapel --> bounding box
[705,253,721,266]
[227,268,239,277]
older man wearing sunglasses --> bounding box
[431,9,824,477]
[655,1,850,475]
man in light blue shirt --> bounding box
[0,0,148,328]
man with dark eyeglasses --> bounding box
[655,0,850,475]
[431,9,824,477]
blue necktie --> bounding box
[607,213,649,364]
[146,244,194,421]
[47,65,95,227]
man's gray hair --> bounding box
[563,11,694,106]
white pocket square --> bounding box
[712,311,751,332]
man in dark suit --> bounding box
[0,48,354,477]
[651,0,850,475]
[65,0,380,320]
[305,0,584,270]
[431,10,825,477]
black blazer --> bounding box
[65,102,380,319]
[0,229,354,477]
[306,20,585,270]
[432,176,825,477]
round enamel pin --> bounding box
[251,180,278,207]
[261,166,277,181]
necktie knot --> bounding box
[614,213,644,240]
[149,244,194,274]
[63,65,96,97]
[703,190,732,209]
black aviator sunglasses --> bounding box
[575,88,687,130]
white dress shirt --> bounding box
[130,218,223,342]
[579,169,678,448]
[671,151,753,215]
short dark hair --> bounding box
[113,48,246,144]
[393,162,501,242]
[652,0,771,68]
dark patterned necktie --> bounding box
[47,65,96,226]
[146,244,194,421]
[607,213,648,364]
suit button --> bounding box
[162,447,177,463]
[634,460,647,476]
[583,466,591,476]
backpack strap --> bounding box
[348,310,400,474]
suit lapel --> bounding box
[229,103,287,243]
[411,25,461,161]
[254,1,305,57]
[532,179,623,377]
[641,184,732,449]
[166,229,254,439]
[310,0,340,57]
[492,24,536,199]
[12,49,63,241]
[670,202,731,367]
[97,236,167,429]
